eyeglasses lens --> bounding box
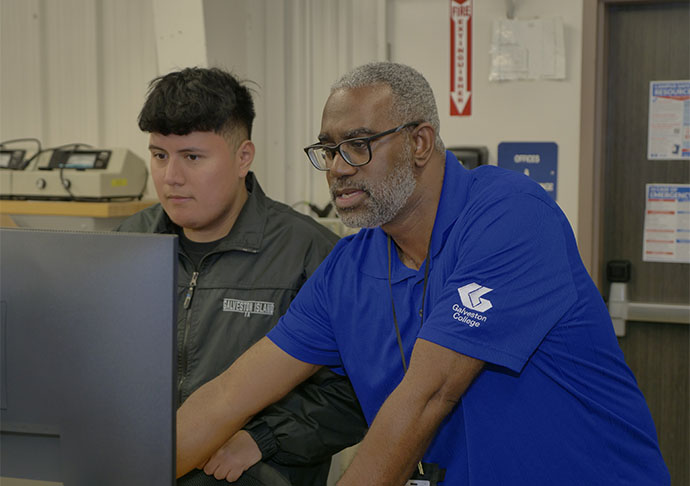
[340,141,369,166]
[309,148,332,170]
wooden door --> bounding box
[602,2,689,484]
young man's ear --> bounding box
[236,140,255,177]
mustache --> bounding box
[329,177,371,198]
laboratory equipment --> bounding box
[8,147,147,200]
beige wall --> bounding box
[1,0,584,233]
[1,0,159,197]
[389,0,583,234]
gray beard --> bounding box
[331,147,417,228]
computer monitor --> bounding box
[0,228,177,485]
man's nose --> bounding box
[328,149,357,177]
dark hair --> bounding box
[138,67,256,139]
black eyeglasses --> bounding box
[303,122,420,171]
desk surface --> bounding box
[0,200,157,218]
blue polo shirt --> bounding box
[268,152,669,485]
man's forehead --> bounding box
[319,85,393,140]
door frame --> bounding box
[577,0,688,290]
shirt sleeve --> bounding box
[419,192,577,373]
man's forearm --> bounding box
[337,339,483,486]
[336,379,440,485]
[176,337,321,477]
[176,371,253,476]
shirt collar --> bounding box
[429,150,471,258]
[360,150,471,280]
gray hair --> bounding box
[331,62,445,153]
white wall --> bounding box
[388,0,583,234]
[0,0,388,206]
[1,0,584,230]
[1,0,159,198]
[202,0,387,210]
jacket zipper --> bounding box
[178,270,199,402]
[176,249,256,403]
[183,271,199,309]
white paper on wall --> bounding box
[643,183,690,263]
[489,16,566,81]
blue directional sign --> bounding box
[497,142,558,201]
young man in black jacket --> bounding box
[118,67,366,485]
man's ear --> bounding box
[236,140,255,177]
[412,123,435,168]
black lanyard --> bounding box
[387,234,431,373]
[387,233,433,478]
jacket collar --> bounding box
[153,172,267,254]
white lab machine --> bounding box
[0,149,29,197]
[6,147,147,200]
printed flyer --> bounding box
[643,183,690,263]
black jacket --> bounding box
[117,173,366,485]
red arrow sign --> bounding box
[450,0,472,116]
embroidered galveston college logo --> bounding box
[458,283,493,312]
[452,283,493,328]
[223,299,275,317]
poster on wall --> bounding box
[497,142,558,201]
[647,80,690,160]
[642,183,690,263]
[450,0,472,116]
[488,16,566,82]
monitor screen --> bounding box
[0,228,177,485]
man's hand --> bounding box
[201,430,263,482]
[176,337,321,477]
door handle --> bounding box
[608,281,690,337]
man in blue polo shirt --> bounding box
[176,62,669,485]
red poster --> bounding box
[450,0,472,116]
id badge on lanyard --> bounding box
[405,462,446,486]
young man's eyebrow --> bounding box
[147,144,207,154]
[177,147,208,154]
